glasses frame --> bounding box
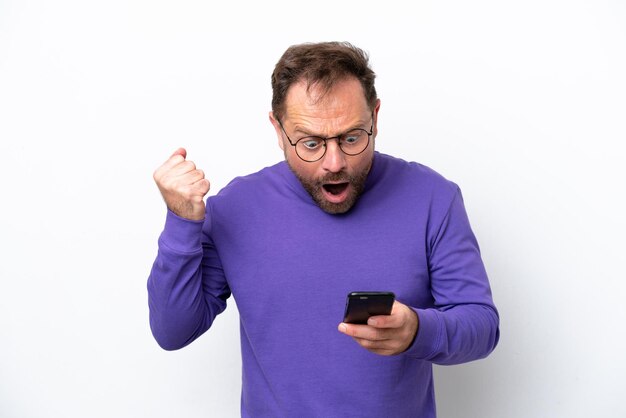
[278,112,375,163]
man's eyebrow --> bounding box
[291,126,319,136]
[292,120,368,137]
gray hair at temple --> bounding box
[271,41,378,121]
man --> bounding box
[148,41,499,417]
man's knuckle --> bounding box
[360,339,375,349]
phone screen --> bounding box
[342,291,395,324]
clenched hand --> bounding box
[153,148,210,220]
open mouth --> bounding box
[323,182,349,196]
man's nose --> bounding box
[321,139,347,173]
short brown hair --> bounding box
[271,41,377,121]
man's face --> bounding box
[270,77,380,214]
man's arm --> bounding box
[147,149,230,350]
[339,187,499,362]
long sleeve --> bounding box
[405,187,500,364]
[147,209,231,350]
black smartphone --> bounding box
[342,291,395,324]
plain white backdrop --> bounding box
[1,0,625,417]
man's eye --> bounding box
[300,138,323,150]
[343,132,362,145]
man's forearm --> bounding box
[406,303,500,364]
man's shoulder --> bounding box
[375,152,458,194]
[227,161,285,188]
[370,153,462,222]
[208,161,288,205]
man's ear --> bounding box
[372,99,381,139]
[269,111,285,151]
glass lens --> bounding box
[339,129,369,155]
[295,137,326,162]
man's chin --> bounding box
[316,198,356,214]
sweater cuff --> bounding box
[159,209,205,254]
[403,308,442,359]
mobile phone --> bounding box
[342,291,395,324]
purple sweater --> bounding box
[148,152,499,417]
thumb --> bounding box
[171,147,187,159]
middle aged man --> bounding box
[148,41,499,417]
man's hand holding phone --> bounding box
[338,300,419,356]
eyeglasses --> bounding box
[278,113,374,162]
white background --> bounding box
[1,1,625,417]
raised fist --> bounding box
[153,148,210,220]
